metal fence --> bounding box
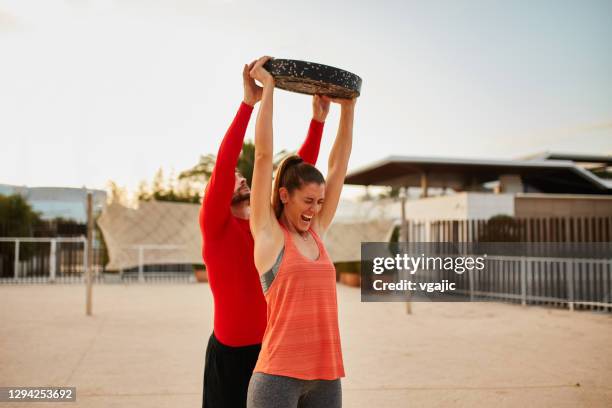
[396,216,612,313]
[405,216,612,243]
[1,237,96,283]
[0,237,194,284]
[412,256,612,312]
[0,218,100,281]
[119,271,194,283]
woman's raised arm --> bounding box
[249,56,286,274]
[249,56,276,237]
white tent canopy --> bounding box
[98,199,398,270]
[98,201,202,271]
[324,219,396,263]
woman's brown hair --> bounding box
[272,155,325,219]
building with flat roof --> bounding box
[0,184,106,223]
[344,152,612,222]
[345,153,612,196]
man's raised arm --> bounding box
[200,102,253,236]
[297,95,330,165]
[200,62,262,236]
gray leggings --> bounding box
[247,372,341,408]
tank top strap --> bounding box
[277,222,299,255]
[308,227,324,246]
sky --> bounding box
[1,0,611,198]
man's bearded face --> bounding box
[231,172,250,205]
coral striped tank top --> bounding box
[254,225,345,380]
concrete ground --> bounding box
[0,283,611,408]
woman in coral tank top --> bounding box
[246,56,356,408]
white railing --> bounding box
[409,255,612,312]
[0,238,194,284]
[0,236,87,282]
[128,244,183,283]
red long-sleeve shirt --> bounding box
[200,102,324,347]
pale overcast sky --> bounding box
[1,0,611,196]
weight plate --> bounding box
[263,58,362,98]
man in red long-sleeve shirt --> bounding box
[200,61,330,408]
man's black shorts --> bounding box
[202,332,261,408]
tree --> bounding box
[137,167,200,204]
[0,195,44,273]
[478,215,521,242]
[151,167,165,199]
[379,186,400,199]
[106,181,129,206]
[179,139,289,190]
[137,180,151,202]
[137,140,291,204]
[0,194,42,237]
[237,140,255,187]
[178,153,216,186]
